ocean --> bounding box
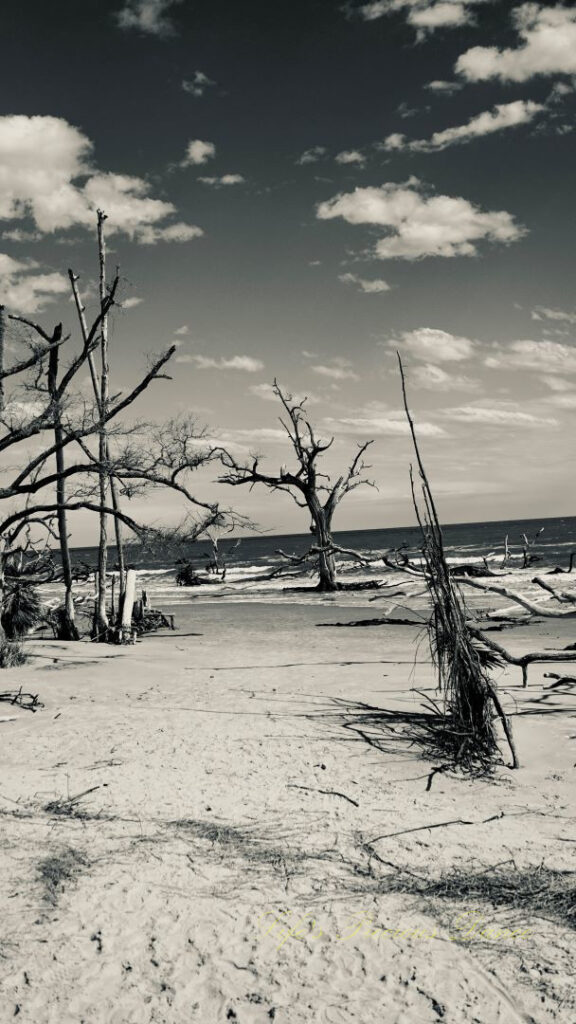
[60,514,576,609]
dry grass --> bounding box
[370,861,576,933]
[0,640,28,668]
[37,847,89,905]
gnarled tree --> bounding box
[218,380,374,591]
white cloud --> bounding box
[121,296,143,309]
[297,146,327,165]
[174,324,189,335]
[221,427,288,444]
[396,327,476,362]
[425,79,463,94]
[541,375,573,392]
[248,383,320,404]
[382,100,544,153]
[335,150,366,165]
[191,355,264,372]
[312,361,360,381]
[1,228,43,243]
[532,305,576,324]
[182,71,216,98]
[456,4,576,83]
[316,179,525,260]
[198,174,245,187]
[443,404,558,427]
[136,221,204,244]
[182,140,216,166]
[485,339,576,373]
[409,363,479,391]
[353,0,488,37]
[325,413,446,437]
[546,392,576,409]
[116,0,183,36]
[0,253,68,313]
[339,272,391,293]
[0,115,203,244]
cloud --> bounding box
[541,375,573,392]
[0,115,203,244]
[182,71,216,98]
[121,296,143,309]
[425,79,463,94]
[182,140,216,166]
[352,0,488,37]
[0,253,68,313]
[297,146,327,165]
[485,339,576,373]
[546,392,576,409]
[116,0,183,36]
[456,4,576,83]
[335,150,366,165]
[325,413,446,437]
[136,221,204,244]
[191,355,264,372]
[1,228,43,243]
[409,363,479,391]
[197,174,245,187]
[174,324,189,335]
[312,359,360,381]
[396,327,476,362]
[443,404,558,427]
[531,305,576,324]
[339,272,391,293]
[381,100,544,153]
[221,427,288,444]
[316,179,525,260]
[249,383,320,404]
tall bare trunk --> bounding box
[47,344,79,640]
[94,211,110,639]
[0,304,5,415]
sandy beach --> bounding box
[1,597,575,1024]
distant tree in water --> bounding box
[218,380,375,591]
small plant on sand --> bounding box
[38,847,89,905]
[0,639,28,667]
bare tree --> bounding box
[218,380,374,590]
[0,226,237,644]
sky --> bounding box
[1,0,576,541]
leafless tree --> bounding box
[0,219,238,644]
[218,380,375,590]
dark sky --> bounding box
[1,0,575,537]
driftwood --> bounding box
[0,687,42,711]
[468,627,576,687]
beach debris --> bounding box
[44,785,103,817]
[396,354,519,771]
[37,846,89,905]
[0,687,42,712]
[287,784,359,807]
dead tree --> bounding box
[396,354,519,771]
[0,234,235,644]
[218,380,374,591]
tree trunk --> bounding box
[94,211,110,640]
[0,304,5,415]
[310,504,338,591]
[48,344,80,641]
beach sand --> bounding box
[0,598,575,1023]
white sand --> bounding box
[0,601,575,1023]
